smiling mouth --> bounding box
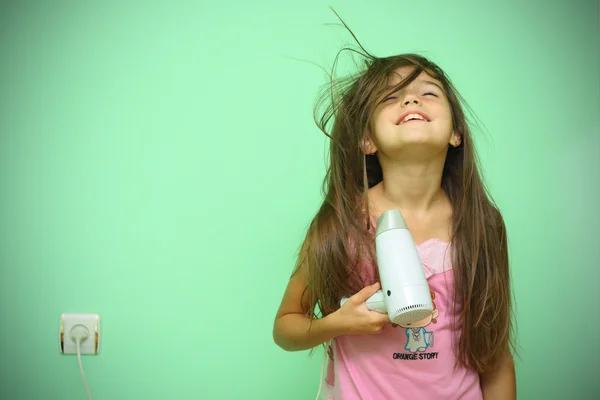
[398,113,428,124]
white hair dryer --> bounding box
[341,209,433,326]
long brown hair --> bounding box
[294,14,514,374]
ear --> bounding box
[361,134,378,155]
[449,131,462,148]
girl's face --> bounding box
[365,66,460,157]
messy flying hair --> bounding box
[293,13,515,374]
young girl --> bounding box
[273,27,516,400]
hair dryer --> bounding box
[341,209,433,326]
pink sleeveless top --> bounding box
[323,235,482,399]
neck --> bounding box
[375,152,447,215]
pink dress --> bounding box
[322,237,483,399]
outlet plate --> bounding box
[60,313,100,355]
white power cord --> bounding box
[315,340,332,400]
[70,324,93,400]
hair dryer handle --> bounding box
[340,290,387,313]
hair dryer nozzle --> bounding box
[376,209,407,237]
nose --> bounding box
[402,92,420,106]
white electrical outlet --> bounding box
[60,313,101,355]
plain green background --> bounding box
[1,1,598,399]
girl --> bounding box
[273,24,516,400]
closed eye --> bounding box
[382,92,437,103]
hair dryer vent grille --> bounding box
[392,304,434,326]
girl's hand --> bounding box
[332,282,391,335]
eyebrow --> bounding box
[420,80,444,91]
[386,79,444,92]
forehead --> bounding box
[387,66,442,87]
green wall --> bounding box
[1,1,598,399]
